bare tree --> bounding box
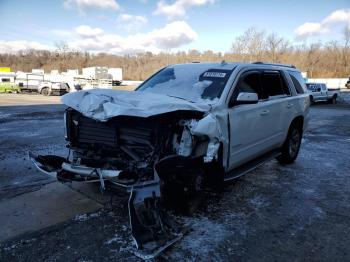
[343,25,350,75]
[231,27,266,62]
[265,33,289,63]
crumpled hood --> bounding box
[61,89,211,121]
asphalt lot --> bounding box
[0,93,350,261]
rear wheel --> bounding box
[309,96,314,104]
[277,124,302,164]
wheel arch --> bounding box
[290,115,304,133]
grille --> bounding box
[77,117,117,146]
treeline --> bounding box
[1,27,349,80]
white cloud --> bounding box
[0,40,54,53]
[153,0,215,20]
[119,14,148,24]
[69,21,197,53]
[117,13,148,31]
[294,22,329,38]
[75,25,104,37]
[63,0,120,14]
[295,9,350,39]
[1,21,197,55]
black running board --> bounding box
[224,149,281,182]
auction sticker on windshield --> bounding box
[203,72,226,78]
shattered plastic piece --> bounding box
[128,184,182,259]
[177,127,193,157]
[133,233,182,260]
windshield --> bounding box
[137,64,233,103]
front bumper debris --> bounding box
[29,151,183,259]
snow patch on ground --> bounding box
[74,211,101,222]
[248,195,270,209]
[166,216,230,261]
[105,234,123,245]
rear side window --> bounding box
[261,71,290,97]
[288,70,306,94]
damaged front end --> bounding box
[30,107,224,259]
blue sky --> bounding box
[0,0,349,54]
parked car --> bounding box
[30,62,310,259]
[306,82,338,104]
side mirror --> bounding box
[235,92,259,105]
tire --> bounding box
[41,87,51,96]
[331,96,336,104]
[277,124,302,164]
[160,167,204,214]
[309,96,314,104]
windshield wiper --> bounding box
[166,95,195,103]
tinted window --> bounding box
[288,70,306,94]
[262,72,289,97]
[237,71,264,99]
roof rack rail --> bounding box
[252,62,296,69]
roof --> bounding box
[169,61,300,71]
[168,62,240,71]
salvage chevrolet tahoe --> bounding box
[30,62,310,259]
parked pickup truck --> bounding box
[38,81,71,96]
[306,82,338,104]
[30,62,310,259]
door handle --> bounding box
[286,103,293,108]
[260,110,269,116]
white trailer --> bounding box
[108,68,123,81]
[82,67,109,79]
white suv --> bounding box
[30,62,310,258]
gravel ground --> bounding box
[0,95,350,261]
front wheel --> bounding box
[330,96,337,104]
[277,125,302,164]
[41,87,51,96]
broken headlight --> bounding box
[63,111,68,139]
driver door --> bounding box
[228,70,275,169]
